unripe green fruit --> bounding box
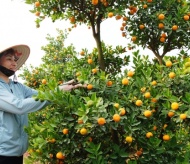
[184,62,190,68]
[183,67,190,74]
[87,100,94,107]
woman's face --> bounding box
[0,53,17,72]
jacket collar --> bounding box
[0,77,13,84]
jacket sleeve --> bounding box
[0,85,50,115]
[21,83,39,98]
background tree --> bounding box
[124,0,190,64]
[26,0,190,66]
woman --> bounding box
[0,44,81,164]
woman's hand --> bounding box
[58,79,86,91]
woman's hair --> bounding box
[0,48,15,58]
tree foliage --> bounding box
[21,0,190,163]
[25,0,128,70]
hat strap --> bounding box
[13,73,18,84]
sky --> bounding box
[0,0,130,70]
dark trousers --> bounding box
[0,155,23,164]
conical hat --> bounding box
[0,44,30,70]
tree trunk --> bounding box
[156,55,163,65]
[90,14,106,71]
[93,32,105,71]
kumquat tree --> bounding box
[21,0,190,163]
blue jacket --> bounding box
[0,78,50,156]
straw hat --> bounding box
[0,44,30,70]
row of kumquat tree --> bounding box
[20,29,190,164]
[22,0,190,163]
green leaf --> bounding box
[77,107,85,116]
[169,136,177,147]
[156,147,165,154]
[82,115,88,123]
[96,143,101,152]
[66,116,75,121]
[184,92,190,103]
[128,160,137,164]
[91,92,97,101]
[40,128,46,133]
[50,123,57,128]
[162,101,170,109]
[87,154,96,159]
[109,154,117,159]
[120,152,129,158]
[85,148,95,154]
[131,121,141,127]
